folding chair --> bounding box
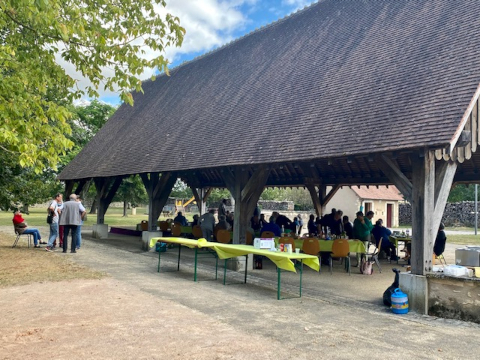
[330,239,351,275]
[365,238,382,273]
[217,230,232,244]
[278,237,296,251]
[12,229,32,248]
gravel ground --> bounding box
[1,227,480,359]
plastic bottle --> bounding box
[281,225,285,235]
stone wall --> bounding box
[399,201,479,227]
[258,200,294,211]
[428,274,480,323]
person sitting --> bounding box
[372,219,397,260]
[217,215,231,231]
[173,211,188,226]
[226,212,234,227]
[259,214,266,227]
[343,215,354,239]
[260,216,281,237]
[191,214,199,227]
[307,214,318,236]
[12,210,44,248]
[250,215,262,232]
[433,223,447,258]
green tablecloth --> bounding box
[274,238,366,254]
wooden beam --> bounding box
[65,180,75,196]
[241,166,269,204]
[411,151,435,275]
[220,168,236,195]
[74,179,87,195]
[104,177,123,208]
[433,160,457,234]
[203,188,213,202]
[322,184,341,206]
[378,155,413,201]
[306,182,322,217]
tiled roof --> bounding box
[351,186,403,201]
[59,0,480,180]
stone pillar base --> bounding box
[141,231,163,251]
[399,272,428,314]
[225,254,254,271]
[92,224,109,239]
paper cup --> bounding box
[295,248,300,254]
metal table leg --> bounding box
[178,244,182,270]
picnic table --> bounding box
[274,238,366,254]
[390,235,412,264]
[151,237,319,299]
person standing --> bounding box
[58,196,65,248]
[45,193,62,252]
[59,194,86,253]
[297,214,303,236]
[75,196,86,250]
[218,199,227,219]
[199,209,216,241]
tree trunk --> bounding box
[90,199,97,214]
[123,201,128,217]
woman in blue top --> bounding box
[372,219,397,260]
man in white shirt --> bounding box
[45,193,62,252]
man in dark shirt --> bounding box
[330,210,344,235]
[274,212,295,232]
[343,215,354,238]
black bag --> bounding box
[47,208,53,224]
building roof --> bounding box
[351,186,403,201]
[59,0,480,181]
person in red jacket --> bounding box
[12,210,43,247]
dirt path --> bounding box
[2,229,480,359]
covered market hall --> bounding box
[59,0,480,313]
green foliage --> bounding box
[170,180,193,199]
[0,0,184,172]
[206,188,231,207]
[0,151,62,210]
[448,184,478,202]
[114,175,148,208]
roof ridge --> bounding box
[147,1,320,82]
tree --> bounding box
[115,175,148,217]
[170,180,193,199]
[0,0,184,172]
[448,184,476,202]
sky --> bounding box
[95,0,316,104]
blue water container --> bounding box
[391,288,409,314]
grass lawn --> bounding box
[0,207,196,228]
[0,232,105,288]
[446,234,480,245]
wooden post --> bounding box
[141,172,177,231]
[65,180,75,197]
[94,177,123,225]
[410,151,435,275]
[222,166,270,244]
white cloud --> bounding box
[55,0,259,102]
[282,0,313,9]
